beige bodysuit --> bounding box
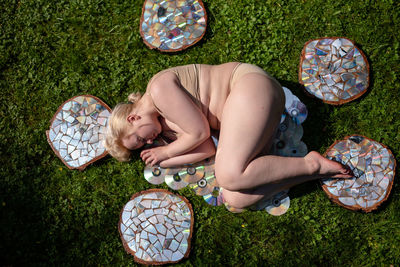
[147,63,274,129]
[147,63,272,103]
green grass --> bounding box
[1,0,399,265]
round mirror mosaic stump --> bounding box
[322,135,396,212]
[119,189,194,265]
[140,0,207,52]
[299,37,370,105]
[46,95,111,170]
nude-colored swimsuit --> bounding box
[147,63,272,109]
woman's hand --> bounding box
[140,146,169,166]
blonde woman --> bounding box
[105,62,352,209]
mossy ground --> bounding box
[1,0,399,266]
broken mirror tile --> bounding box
[140,0,207,52]
[119,189,193,265]
[299,37,369,105]
[322,135,395,212]
[46,95,111,170]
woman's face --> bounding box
[122,115,162,150]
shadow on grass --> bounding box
[274,80,332,200]
[1,169,52,265]
[353,41,375,104]
[278,80,331,151]
[187,206,372,266]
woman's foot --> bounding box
[305,151,354,179]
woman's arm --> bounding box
[158,137,215,168]
[142,72,211,165]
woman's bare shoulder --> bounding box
[204,62,240,75]
[146,71,179,94]
[202,61,240,69]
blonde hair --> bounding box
[104,92,142,161]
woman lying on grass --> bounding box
[104,62,352,209]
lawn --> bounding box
[1,0,399,266]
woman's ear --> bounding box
[127,114,141,124]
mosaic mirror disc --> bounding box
[322,135,396,212]
[140,0,207,52]
[119,189,193,265]
[299,37,369,105]
[46,95,111,170]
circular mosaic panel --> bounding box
[46,95,111,170]
[322,135,396,212]
[299,37,369,105]
[119,189,193,265]
[140,0,207,52]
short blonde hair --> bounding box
[104,92,142,162]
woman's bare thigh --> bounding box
[215,73,284,176]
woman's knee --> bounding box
[221,190,249,210]
[215,162,243,191]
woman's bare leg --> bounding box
[215,73,351,208]
[221,167,323,209]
